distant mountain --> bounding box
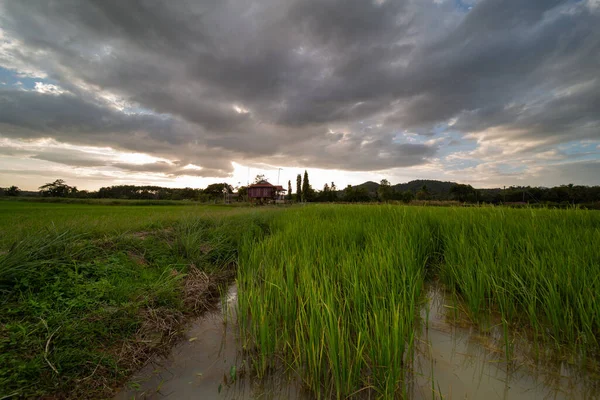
[352,179,458,195]
[352,181,380,192]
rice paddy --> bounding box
[1,200,599,398]
[237,205,600,398]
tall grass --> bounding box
[438,207,600,354]
[237,205,440,398]
[237,205,600,398]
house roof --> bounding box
[248,180,274,188]
[249,180,282,187]
[248,180,286,191]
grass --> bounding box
[0,200,242,250]
[238,206,442,397]
[236,205,600,398]
[0,200,275,398]
[1,200,599,399]
[437,207,600,353]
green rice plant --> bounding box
[438,207,600,356]
[238,205,600,398]
[237,205,441,398]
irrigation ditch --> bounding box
[115,281,600,399]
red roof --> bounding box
[247,180,285,191]
[248,180,274,188]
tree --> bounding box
[319,183,338,202]
[287,180,292,201]
[377,179,393,202]
[296,174,302,203]
[204,183,233,200]
[39,179,74,197]
[254,174,266,184]
[302,170,310,202]
[328,182,337,202]
[450,183,476,202]
[318,183,331,202]
[400,190,414,203]
[342,185,371,202]
[237,186,248,201]
[416,184,430,200]
[5,186,21,196]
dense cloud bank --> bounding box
[0,0,598,183]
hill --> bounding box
[392,179,456,194]
[352,181,380,192]
[352,179,458,195]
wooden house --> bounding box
[247,180,285,203]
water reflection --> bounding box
[116,284,599,399]
[114,285,309,399]
[410,284,599,399]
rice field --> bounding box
[237,205,600,398]
[1,200,599,398]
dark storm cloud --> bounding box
[6,143,231,178]
[30,150,107,167]
[454,80,600,143]
[0,0,598,176]
[0,89,238,173]
[0,89,173,138]
[393,0,600,134]
[112,162,230,178]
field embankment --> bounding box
[0,201,274,399]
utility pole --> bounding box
[277,168,283,185]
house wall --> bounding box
[248,187,274,198]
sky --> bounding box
[0,0,599,191]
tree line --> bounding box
[1,178,599,206]
[0,179,233,201]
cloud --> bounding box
[111,162,230,178]
[0,137,232,179]
[0,0,598,187]
[31,150,107,167]
[33,82,68,95]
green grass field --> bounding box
[0,200,244,249]
[0,201,275,398]
[1,201,599,398]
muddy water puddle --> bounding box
[114,286,310,400]
[116,284,599,399]
[410,285,599,399]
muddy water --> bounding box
[116,284,599,399]
[114,286,310,400]
[409,285,599,399]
